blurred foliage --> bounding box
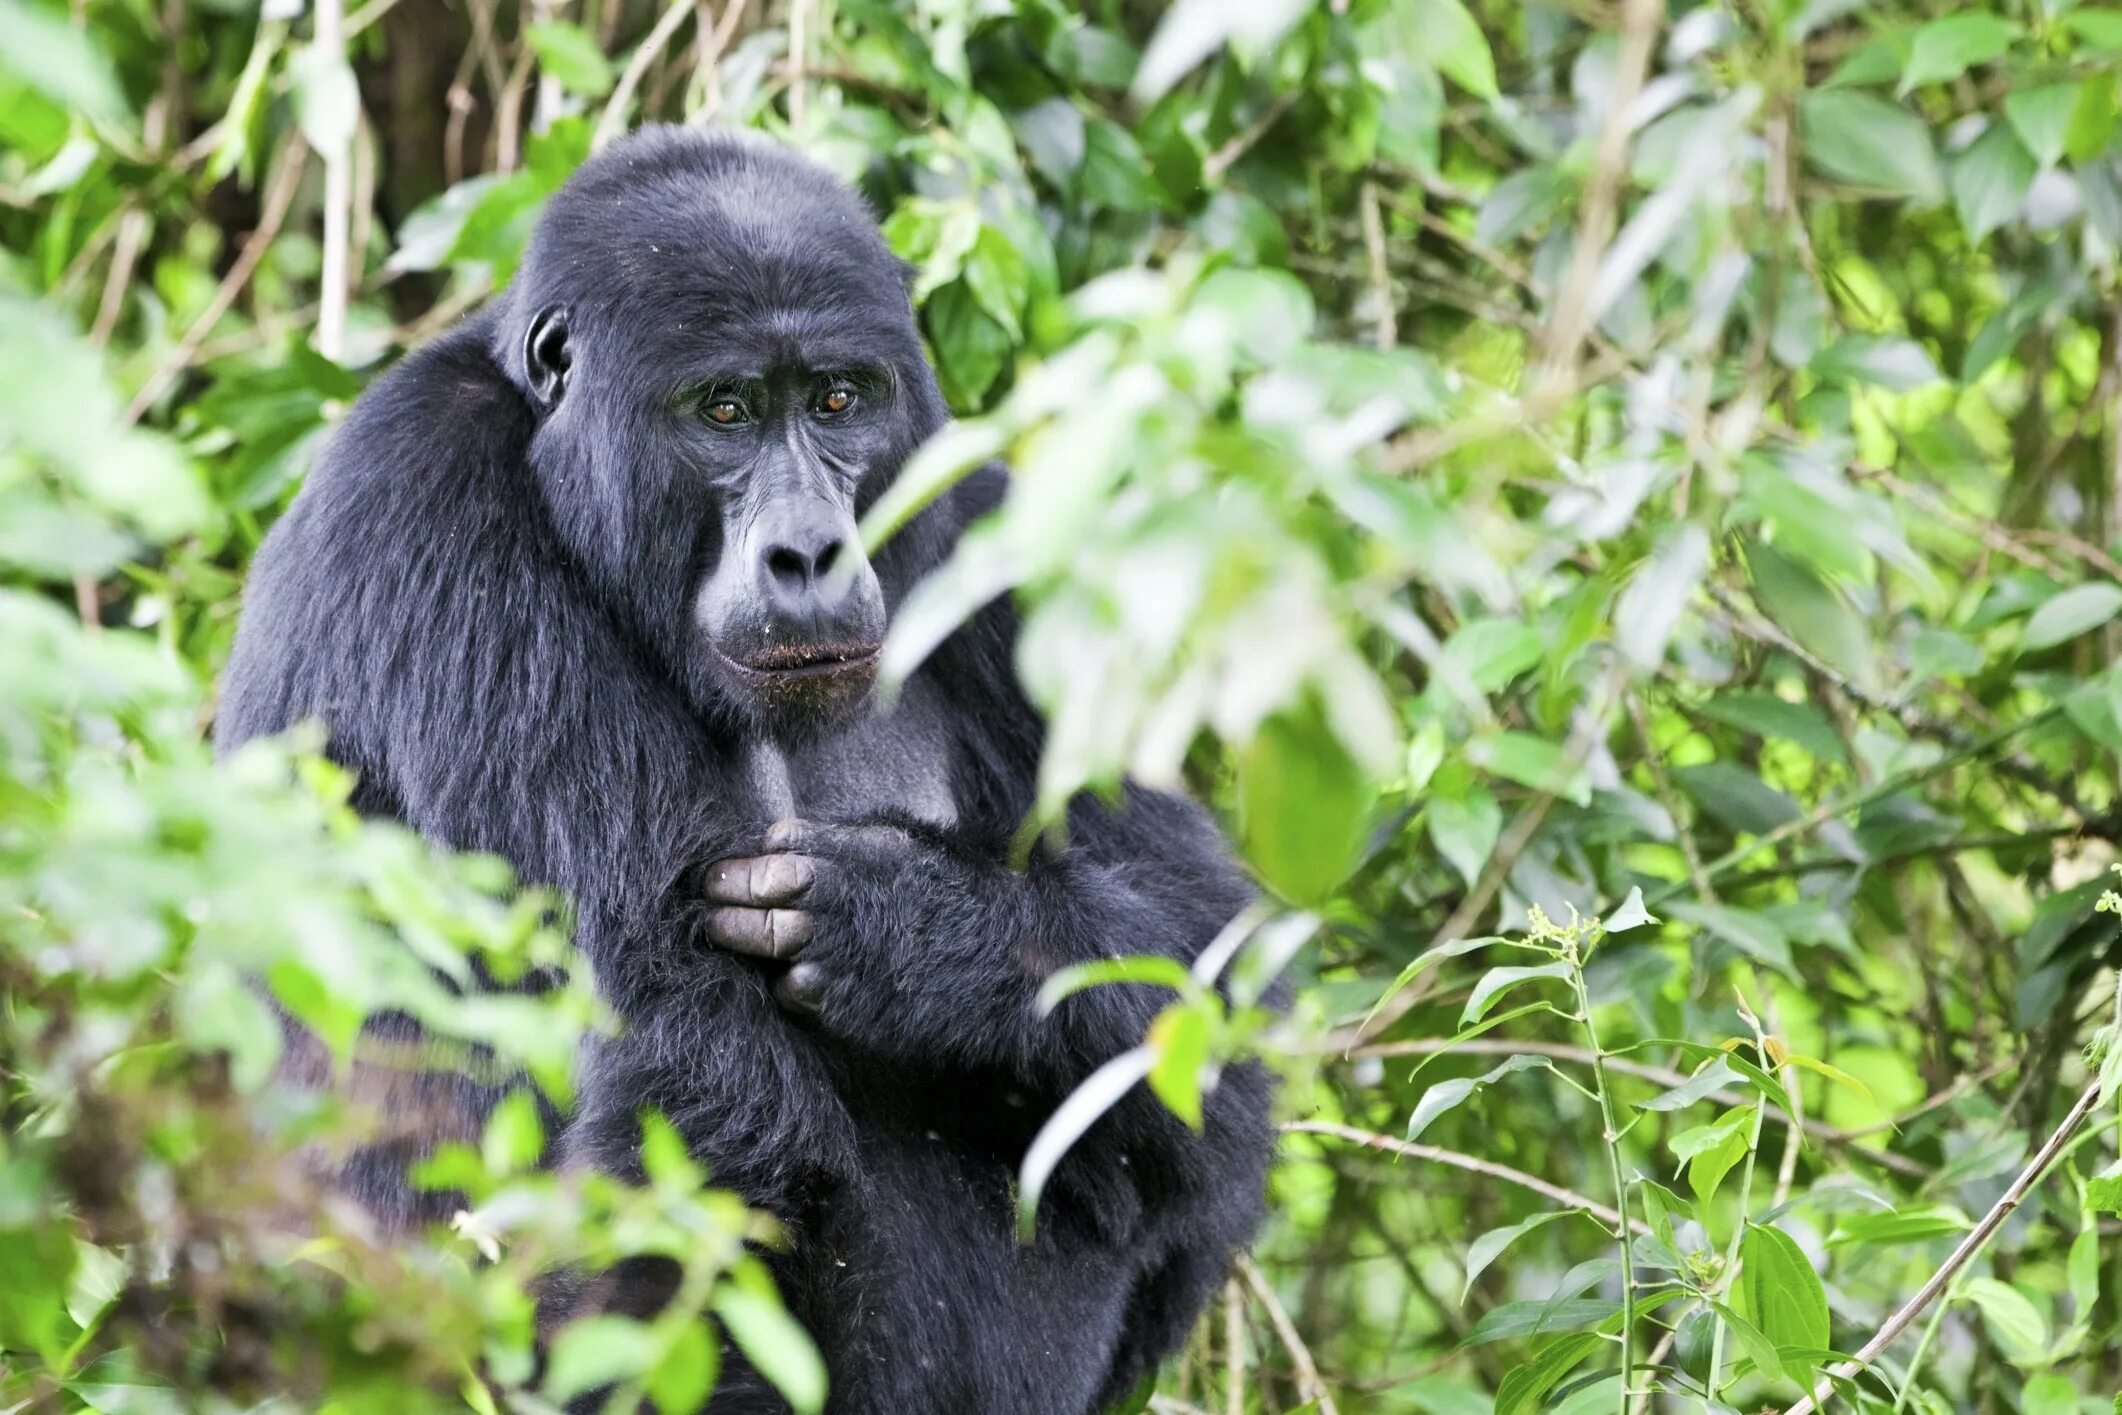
[7,0,2122,1410]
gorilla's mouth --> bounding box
[717,641,882,681]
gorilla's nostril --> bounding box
[765,545,810,589]
[815,539,842,577]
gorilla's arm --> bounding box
[216,315,855,1203]
[705,781,1271,1146]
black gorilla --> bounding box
[217,126,1273,1414]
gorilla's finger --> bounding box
[773,960,828,1018]
[701,853,819,906]
[705,906,812,960]
[764,819,915,862]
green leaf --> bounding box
[1950,123,2036,243]
[1666,901,1796,974]
[647,1322,719,1415]
[1738,1223,1831,1366]
[1493,1333,1601,1415]
[1461,1211,1581,1302]
[1899,14,2018,94]
[1798,90,1945,202]
[1463,1297,1618,1345]
[924,280,1013,411]
[1129,0,1308,103]
[1959,1277,2049,1365]
[1639,1057,1746,1113]
[1466,731,1589,806]
[1427,781,1502,887]
[715,1288,827,1413]
[1408,1054,1568,1141]
[1145,1003,1212,1131]
[1748,541,1880,692]
[545,1316,663,1402]
[2022,582,2122,651]
[1697,691,1849,765]
[289,45,361,155]
[1410,0,1498,99]
[1604,887,1658,934]
[1684,1112,1755,1207]
[1239,696,1376,907]
[1708,1300,1788,1384]
[1460,962,1574,1027]
[2006,83,2082,168]
[0,0,130,125]
[525,21,615,97]
[1614,525,1710,670]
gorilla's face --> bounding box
[506,136,950,737]
[674,357,894,718]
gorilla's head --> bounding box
[495,127,954,736]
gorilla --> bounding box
[216,126,1273,1414]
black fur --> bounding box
[216,126,1273,1415]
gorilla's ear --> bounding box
[524,305,572,408]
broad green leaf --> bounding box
[1409,1054,1571,1141]
[1493,1333,1601,1415]
[0,0,130,124]
[1959,1277,2049,1365]
[1709,1300,1788,1384]
[1799,90,1945,202]
[288,46,361,155]
[647,1322,719,1415]
[1427,781,1502,887]
[1640,1057,1747,1113]
[1412,0,1498,99]
[1461,962,1575,1026]
[2006,83,2082,168]
[1145,1003,1211,1131]
[1614,524,1709,670]
[1686,1113,1754,1207]
[1829,1206,1973,1247]
[1466,731,1590,806]
[1239,696,1376,907]
[1461,1211,1581,1302]
[545,1316,663,1402]
[1604,887,1658,934]
[1738,1223,1830,1364]
[1899,14,2018,95]
[1697,692,1849,765]
[1951,123,2035,243]
[2023,583,2122,651]
[525,21,615,97]
[1463,1297,1618,1345]
[715,1288,827,1414]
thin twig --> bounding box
[1538,0,1661,382]
[1202,93,1297,185]
[1223,1275,1244,1415]
[314,0,353,362]
[595,0,696,148]
[1782,1079,2105,1415]
[1235,1254,1339,1415]
[1358,180,1395,350]
[1285,1121,1651,1234]
[126,138,309,424]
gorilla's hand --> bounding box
[700,820,944,1021]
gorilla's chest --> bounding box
[738,692,958,828]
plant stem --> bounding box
[1572,952,1637,1413]
[1781,1078,2104,1415]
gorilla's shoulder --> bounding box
[306,310,530,504]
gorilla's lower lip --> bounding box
[717,643,882,680]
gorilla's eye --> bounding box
[702,397,748,427]
[815,382,858,418]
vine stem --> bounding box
[1571,950,1636,1414]
[1781,1078,2104,1415]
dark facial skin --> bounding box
[520,308,897,730]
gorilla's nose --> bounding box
[763,527,845,599]
[753,499,867,619]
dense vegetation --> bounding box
[5,0,2122,1410]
